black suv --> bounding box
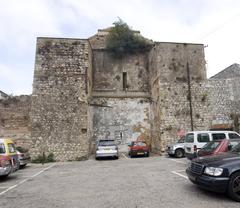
[186,142,240,202]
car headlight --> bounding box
[204,167,223,176]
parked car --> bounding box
[16,147,31,167]
[186,141,240,202]
[184,131,240,159]
[0,155,13,178]
[197,139,240,157]
[95,139,119,159]
[166,136,185,158]
[128,141,149,158]
[0,138,19,172]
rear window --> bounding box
[7,143,16,153]
[98,140,116,146]
[212,133,226,141]
[229,133,240,139]
[185,133,194,143]
[197,133,210,143]
[0,143,5,154]
[231,143,240,153]
[228,140,240,151]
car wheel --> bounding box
[175,149,184,158]
[115,156,119,160]
[228,172,240,202]
[146,152,149,157]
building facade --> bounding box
[28,28,240,161]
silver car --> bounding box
[166,136,185,158]
[16,147,31,167]
[95,140,119,160]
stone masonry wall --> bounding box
[31,38,92,161]
[149,77,240,151]
[29,29,240,158]
[149,42,207,152]
[0,95,31,148]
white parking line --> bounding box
[0,164,55,196]
[171,171,188,179]
[122,153,128,159]
[169,158,187,164]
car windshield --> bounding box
[133,142,146,146]
[177,136,185,143]
[201,141,221,152]
[98,140,116,146]
[231,143,240,153]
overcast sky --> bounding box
[1,0,240,95]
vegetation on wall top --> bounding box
[106,19,153,57]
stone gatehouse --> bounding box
[28,28,240,161]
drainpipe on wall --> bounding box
[187,62,194,131]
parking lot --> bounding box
[0,154,239,208]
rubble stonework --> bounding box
[0,95,31,148]
[31,38,92,161]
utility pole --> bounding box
[187,62,194,131]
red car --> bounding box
[128,141,149,157]
[197,139,240,157]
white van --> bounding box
[184,131,240,159]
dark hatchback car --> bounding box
[186,141,240,202]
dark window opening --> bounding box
[81,128,87,134]
[212,133,226,141]
[123,72,127,90]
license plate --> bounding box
[104,148,110,151]
[137,152,144,155]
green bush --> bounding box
[16,146,29,153]
[106,19,152,57]
[31,152,56,163]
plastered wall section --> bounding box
[90,98,150,152]
[31,38,91,161]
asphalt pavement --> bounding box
[0,154,239,208]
